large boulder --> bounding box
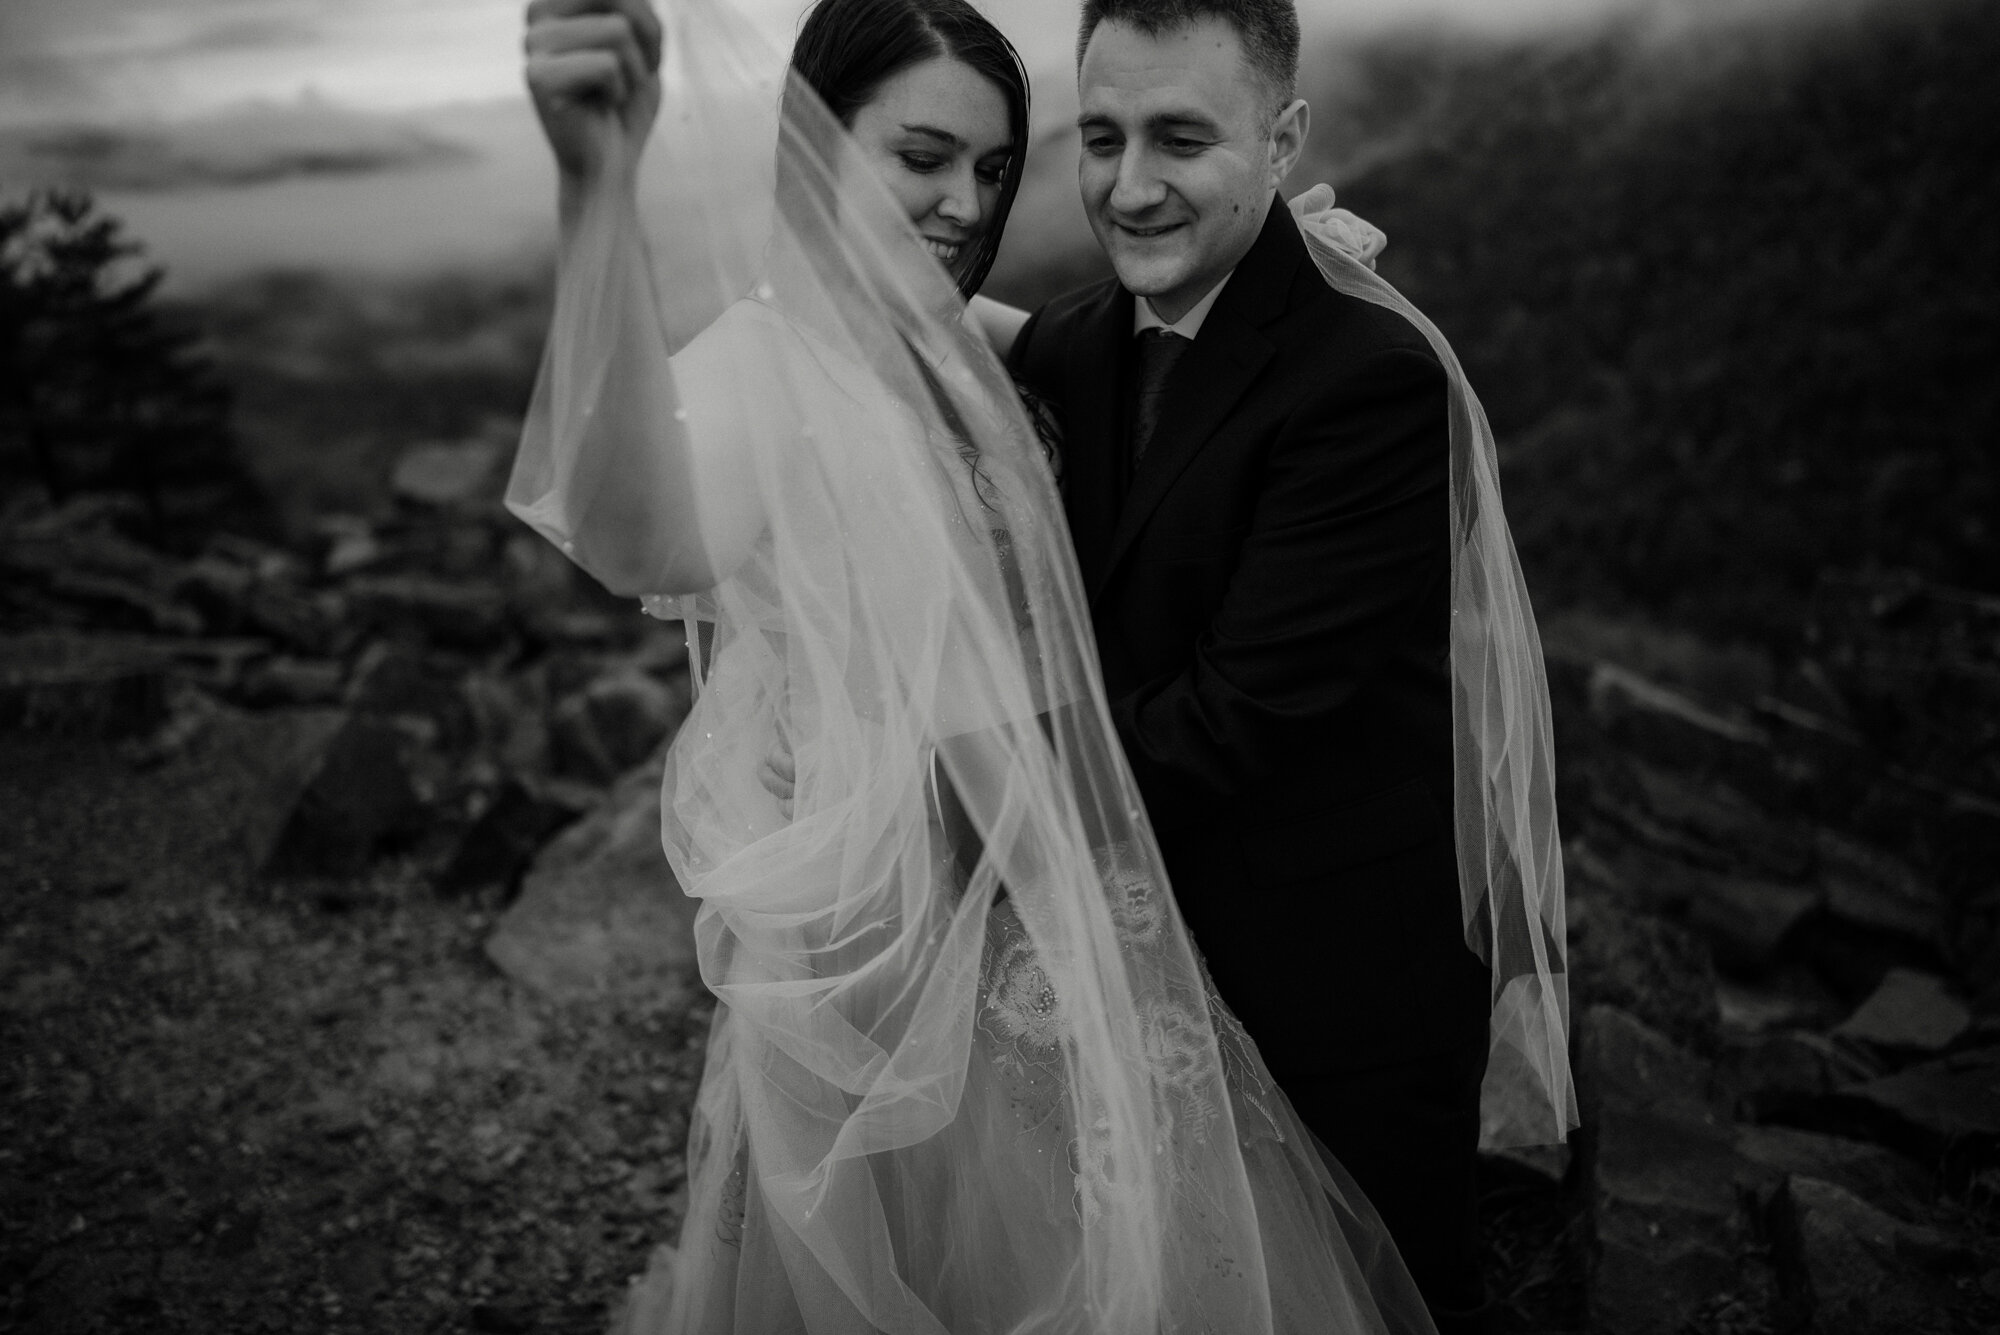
[485,753,701,1003]
[1,505,205,635]
[1538,610,1774,702]
[433,774,595,900]
[549,666,693,786]
[1585,660,1772,773]
[1814,828,1947,945]
[1569,899,1719,1053]
[390,438,505,510]
[1719,1028,1876,1123]
[1624,763,1812,879]
[345,640,475,752]
[0,631,177,739]
[460,662,554,779]
[1571,843,1822,974]
[1770,1175,1974,1335]
[1732,1124,1933,1224]
[1685,874,1822,976]
[1715,966,1843,1037]
[344,574,512,652]
[0,703,347,898]
[233,654,348,709]
[265,711,426,877]
[1577,1005,1745,1335]
[1832,967,1972,1054]
[1819,1046,2000,1169]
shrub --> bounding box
[0,189,250,541]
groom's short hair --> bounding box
[1077,0,1301,108]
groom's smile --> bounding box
[1077,15,1309,324]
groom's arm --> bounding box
[1108,344,1450,802]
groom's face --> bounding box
[1077,17,1304,323]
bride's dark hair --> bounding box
[786,0,1030,299]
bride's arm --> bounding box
[509,0,766,597]
[967,294,1030,361]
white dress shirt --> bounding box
[1132,272,1236,340]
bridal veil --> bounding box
[506,0,1567,1327]
[1285,190,1577,1152]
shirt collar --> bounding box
[1133,271,1235,341]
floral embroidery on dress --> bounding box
[1205,981,1285,1147]
[1140,997,1224,1146]
[1069,1118,1113,1228]
[715,1147,749,1248]
[1098,846,1166,946]
[1068,1104,1144,1231]
[687,1106,752,1248]
[981,920,1065,1056]
[976,845,1287,1233]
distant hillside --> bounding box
[169,0,1995,613]
[1325,0,1998,638]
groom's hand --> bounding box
[524,0,664,183]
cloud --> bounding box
[0,98,475,192]
[179,16,322,54]
[0,1,323,126]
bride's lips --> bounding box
[923,237,964,264]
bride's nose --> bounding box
[932,167,984,232]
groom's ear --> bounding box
[1267,98,1309,189]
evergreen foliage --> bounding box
[0,189,248,540]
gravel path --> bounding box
[3,849,708,1334]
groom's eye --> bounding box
[1161,136,1207,154]
[1082,135,1120,156]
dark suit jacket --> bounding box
[1011,198,1488,1078]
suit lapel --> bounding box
[1059,282,1133,598]
[1092,198,1302,602]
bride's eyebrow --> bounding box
[899,124,964,148]
[902,123,1013,158]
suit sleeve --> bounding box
[1006,304,1050,383]
[1107,345,1450,802]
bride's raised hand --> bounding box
[523,0,664,185]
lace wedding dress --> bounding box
[507,2,1569,1330]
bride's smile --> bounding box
[840,53,1016,290]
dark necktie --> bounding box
[1132,327,1190,462]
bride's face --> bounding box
[845,55,1013,289]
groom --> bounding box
[1009,1,1492,1329]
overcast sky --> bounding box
[0,0,1698,126]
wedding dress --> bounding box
[506,1,1569,1329]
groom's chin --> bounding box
[1104,252,1182,303]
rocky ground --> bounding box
[1543,588,2000,1334]
[3,450,710,1334]
[3,442,1997,1332]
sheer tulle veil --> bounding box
[507,0,1565,1327]
[1284,191,1577,1151]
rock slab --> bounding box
[1832,967,1971,1053]
[486,753,700,1003]
[1579,1005,1744,1335]
[1771,1175,1971,1335]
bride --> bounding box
[510,0,1523,1329]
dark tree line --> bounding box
[1,189,250,542]
[1347,0,1999,640]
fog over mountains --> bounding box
[1,0,1847,289]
